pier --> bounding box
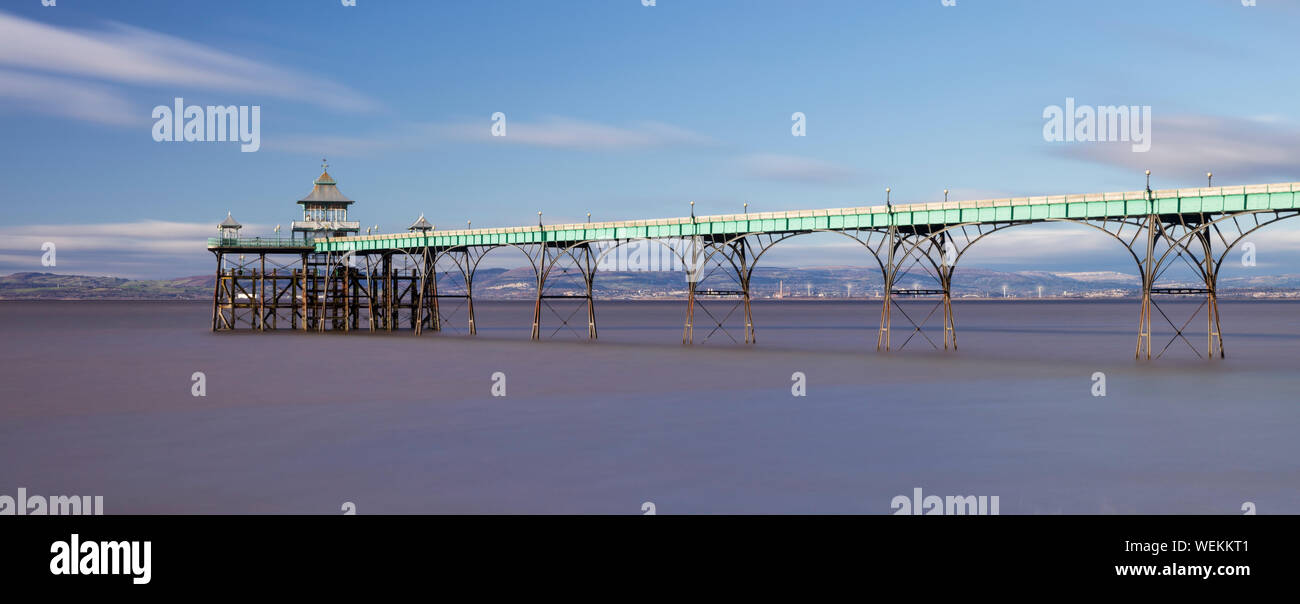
[210,167,1300,359]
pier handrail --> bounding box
[207,237,314,249]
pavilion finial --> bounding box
[322,157,328,171]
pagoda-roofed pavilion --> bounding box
[292,159,360,241]
[217,212,242,239]
[408,214,433,233]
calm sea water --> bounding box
[1,299,1298,514]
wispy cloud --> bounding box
[0,220,258,279]
[0,10,375,125]
[266,123,442,156]
[266,131,415,157]
[0,68,138,125]
[733,153,858,185]
[440,116,714,151]
[268,117,715,156]
[1055,114,1300,184]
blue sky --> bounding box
[3,0,1300,278]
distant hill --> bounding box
[4,269,1300,300]
[0,273,213,300]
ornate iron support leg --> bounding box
[430,248,476,335]
[414,247,431,335]
[211,252,223,332]
[585,245,598,339]
[736,239,755,344]
[937,231,955,351]
[534,243,597,340]
[681,237,756,345]
[465,257,477,336]
[683,282,696,345]
[1137,213,1156,360]
[877,225,898,351]
[531,245,543,341]
[343,258,352,332]
[879,229,951,352]
[300,253,308,331]
[1198,230,1223,358]
[257,254,266,331]
[428,247,442,332]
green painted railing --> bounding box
[207,237,315,249]
[307,181,1300,253]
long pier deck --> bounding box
[312,182,1300,251]
[210,179,1300,359]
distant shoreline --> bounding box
[6,271,1300,302]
